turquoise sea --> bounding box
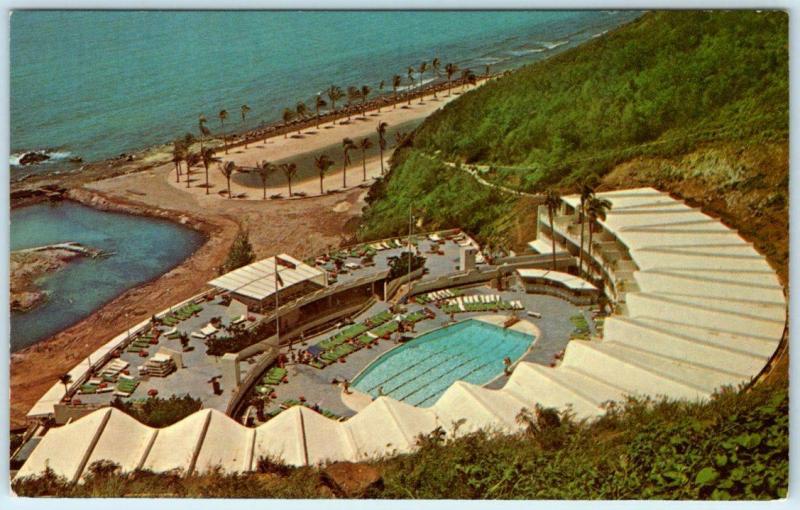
[10,10,639,177]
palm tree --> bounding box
[219,160,236,198]
[240,104,251,148]
[417,61,428,104]
[314,95,327,129]
[327,85,344,124]
[377,80,385,112]
[431,58,441,99]
[198,114,210,152]
[281,108,295,138]
[201,147,220,194]
[185,152,199,188]
[172,140,186,183]
[341,137,356,188]
[578,184,595,277]
[406,67,415,105]
[314,154,334,195]
[445,63,458,96]
[544,190,561,270]
[360,85,371,117]
[586,195,612,280]
[281,162,298,197]
[359,137,373,181]
[59,373,72,399]
[460,68,475,92]
[376,121,388,175]
[392,75,402,109]
[255,160,274,200]
[218,110,229,154]
[295,101,309,134]
[346,86,360,122]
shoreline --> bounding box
[9,75,492,428]
[10,74,490,197]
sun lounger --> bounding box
[191,331,206,339]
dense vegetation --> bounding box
[14,379,787,499]
[360,10,788,252]
[111,395,202,428]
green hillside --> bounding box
[359,10,789,264]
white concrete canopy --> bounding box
[17,188,786,478]
[208,254,326,302]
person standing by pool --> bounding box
[343,379,352,394]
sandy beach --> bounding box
[9,81,486,428]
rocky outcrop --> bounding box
[18,151,51,166]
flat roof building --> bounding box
[208,254,327,312]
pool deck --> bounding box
[76,296,265,411]
[243,283,594,422]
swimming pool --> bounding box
[352,319,535,407]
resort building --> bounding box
[14,188,786,479]
[208,254,327,313]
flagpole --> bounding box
[275,257,281,347]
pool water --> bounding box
[352,320,534,407]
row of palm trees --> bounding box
[271,59,476,141]
[172,120,391,199]
[188,57,481,161]
[542,184,612,279]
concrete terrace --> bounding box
[16,188,786,478]
[241,286,585,421]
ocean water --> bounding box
[10,10,640,177]
[10,201,204,351]
[352,320,534,407]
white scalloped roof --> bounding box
[16,188,785,480]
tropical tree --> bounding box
[219,160,237,198]
[314,154,334,195]
[185,152,199,188]
[59,373,72,398]
[295,101,309,134]
[346,86,360,122]
[445,63,458,96]
[586,195,613,279]
[406,67,415,105]
[578,184,595,276]
[359,137,373,181]
[281,162,298,197]
[360,85,371,117]
[377,80,386,112]
[172,140,186,183]
[218,110,229,154]
[255,160,275,200]
[240,104,251,148]
[392,75,402,109]
[431,58,441,99]
[201,147,221,194]
[327,85,344,124]
[417,61,428,104]
[281,108,296,138]
[198,114,211,152]
[461,68,476,92]
[314,95,327,129]
[376,121,388,175]
[341,137,356,188]
[544,190,561,270]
